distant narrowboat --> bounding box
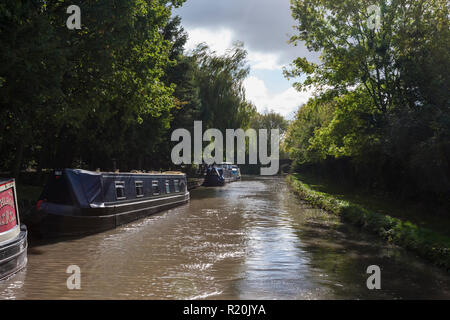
[231,165,241,181]
[27,169,189,238]
[203,166,225,186]
[0,179,28,280]
[202,163,241,186]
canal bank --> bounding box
[287,174,450,271]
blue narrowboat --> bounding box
[202,163,241,186]
[27,169,189,238]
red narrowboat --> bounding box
[0,178,28,280]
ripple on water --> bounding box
[1,176,449,299]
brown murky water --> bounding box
[0,176,449,299]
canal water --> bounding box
[1,176,449,299]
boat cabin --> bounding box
[28,169,189,237]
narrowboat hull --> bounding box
[224,177,238,183]
[29,192,190,238]
[202,176,225,187]
[0,225,27,280]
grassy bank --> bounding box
[287,174,450,270]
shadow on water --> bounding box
[27,233,94,249]
[287,206,450,299]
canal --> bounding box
[1,176,449,299]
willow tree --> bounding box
[192,42,255,132]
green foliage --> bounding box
[250,111,289,134]
[308,88,382,159]
[285,0,450,206]
[0,2,263,173]
[283,93,336,163]
[191,42,256,131]
[251,110,290,161]
[0,0,185,172]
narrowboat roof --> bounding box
[61,169,185,176]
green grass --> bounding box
[287,174,450,270]
[296,173,450,238]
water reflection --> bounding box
[0,176,449,299]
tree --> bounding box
[285,0,450,205]
[192,42,254,131]
[0,0,186,174]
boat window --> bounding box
[180,180,186,192]
[152,180,160,196]
[174,180,180,193]
[115,181,126,200]
[135,181,144,198]
[165,180,171,194]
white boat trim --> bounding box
[98,192,190,209]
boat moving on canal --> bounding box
[27,169,190,238]
[203,163,241,186]
[0,179,28,280]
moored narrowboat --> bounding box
[0,179,28,280]
[27,169,189,238]
[203,166,226,186]
[202,163,241,186]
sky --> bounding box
[173,0,320,119]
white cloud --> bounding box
[247,51,283,71]
[183,27,315,118]
[184,28,234,56]
[184,27,284,71]
[243,76,314,118]
[174,0,320,65]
